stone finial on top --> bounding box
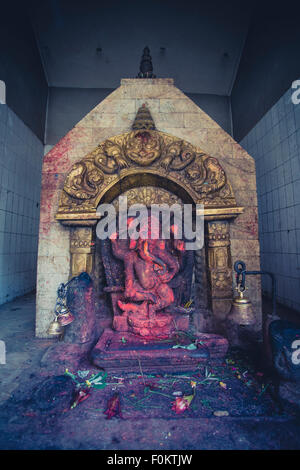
[137,46,156,78]
[132,104,156,130]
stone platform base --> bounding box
[91,328,229,372]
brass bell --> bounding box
[228,284,256,325]
[57,306,74,326]
[47,316,64,338]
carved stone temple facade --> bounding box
[36,78,261,338]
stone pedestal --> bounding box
[91,328,228,372]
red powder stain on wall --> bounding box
[248,212,258,237]
[39,189,57,235]
[40,127,91,235]
[43,127,89,173]
[243,209,258,238]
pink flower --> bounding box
[172,394,194,414]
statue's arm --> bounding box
[156,249,180,282]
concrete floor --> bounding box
[0,292,300,450]
[262,295,300,326]
[0,292,53,405]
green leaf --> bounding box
[172,343,197,350]
[92,383,107,390]
[77,370,90,379]
[90,372,107,382]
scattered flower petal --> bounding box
[71,389,90,409]
[104,394,123,419]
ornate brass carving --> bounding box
[206,221,232,320]
[70,227,95,277]
[64,162,104,200]
[125,130,162,166]
[132,104,156,129]
[57,130,237,218]
[160,140,196,170]
[112,186,183,210]
[186,157,226,195]
[93,139,129,174]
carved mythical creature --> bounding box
[161,140,197,171]
[57,124,237,215]
[124,130,162,166]
[185,156,226,195]
[64,162,104,200]
[94,140,128,174]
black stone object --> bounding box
[31,375,75,411]
[137,46,156,78]
[64,272,97,345]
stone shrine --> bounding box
[36,78,261,371]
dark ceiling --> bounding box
[29,0,254,95]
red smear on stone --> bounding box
[41,173,65,191]
[43,137,71,174]
[39,188,57,235]
[43,127,89,173]
[40,127,92,234]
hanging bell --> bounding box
[47,316,64,338]
[57,306,74,326]
[228,284,256,326]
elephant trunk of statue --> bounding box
[138,240,167,275]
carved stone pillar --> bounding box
[206,221,232,322]
[70,227,95,278]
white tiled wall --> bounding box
[241,88,300,312]
[0,104,43,304]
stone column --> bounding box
[70,226,95,277]
[206,221,232,324]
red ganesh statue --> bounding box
[109,215,186,338]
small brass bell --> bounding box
[228,284,256,325]
[57,306,74,326]
[47,316,64,338]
